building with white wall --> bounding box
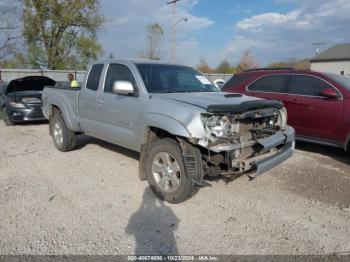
[311,44,350,76]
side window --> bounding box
[291,75,334,96]
[223,74,251,90]
[86,64,104,91]
[248,75,289,93]
[104,64,136,93]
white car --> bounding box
[214,79,225,89]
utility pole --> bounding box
[167,0,180,62]
[313,42,326,55]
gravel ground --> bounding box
[0,121,349,255]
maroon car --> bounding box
[222,68,350,150]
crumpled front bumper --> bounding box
[248,126,295,178]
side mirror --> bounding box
[320,88,338,99]
[112,81,134,95]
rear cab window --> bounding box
[247,75,290,93]
[86,64,104,91]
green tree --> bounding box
[0,53,27,68]
[23,0,105,70]
[215,59,234,74]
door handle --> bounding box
[99,99,107,105]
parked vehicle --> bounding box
[222,68,350,150]
[0,76,56,126]
[42,59,295,203]
[0,81,7,96]
[213,79,225,89]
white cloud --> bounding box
[224,0,350,65]
[237,10,302,31]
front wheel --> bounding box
[146,138,197,204]
[50,111,77,152]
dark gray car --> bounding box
[0,76,55,125]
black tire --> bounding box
[3,107,14,126]
[50,111,77,152]
[146,138,196,204]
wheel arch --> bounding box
[48,103,80,132]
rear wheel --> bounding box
[3,107,14,126]
[51,111,77,152]
[146,138,196,203]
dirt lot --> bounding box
[0,121,349,255]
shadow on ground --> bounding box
[126,187,179,255]
[296,141,350,165]
[77,135,139,160]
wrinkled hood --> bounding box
[153,92,256,108]
[153,92,283,113]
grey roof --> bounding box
[311,44,350,62]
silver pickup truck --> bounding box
[42,59,295,203]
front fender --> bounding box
[139,113,192,144]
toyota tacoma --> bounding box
[42,59,295,203]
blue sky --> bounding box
[100,0,350,67]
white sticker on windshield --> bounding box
[195,75,212,85]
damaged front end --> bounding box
[197,100,294,178]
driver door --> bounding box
[96,63,141,151]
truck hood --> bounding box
[153,92,283,113]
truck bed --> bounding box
[42,87,81,132]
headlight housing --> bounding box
[276,107,287,130]
[201,114,236,138]
[9,101,26,109]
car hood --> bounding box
[153,92,283,113]
[6,76,56,94]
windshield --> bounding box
[325,73,350,91]
[136,63,219,93]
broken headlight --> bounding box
[201,114,238,138]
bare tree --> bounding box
[144,23,164,60]
[268,58,310,70]
[197,59,213,73]
[236,50,259,72]
[0,0,21,60]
